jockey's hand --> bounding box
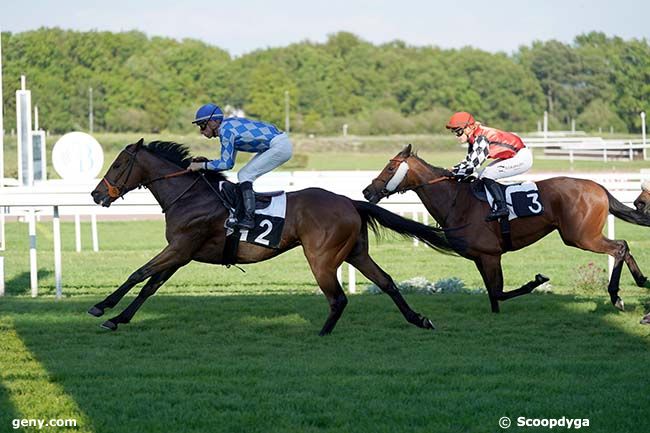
[188,161,208,172]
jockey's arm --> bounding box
[206,130,236,171]
[451,135,490,179]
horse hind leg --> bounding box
[347,250,434,330]
[567,235,628,310]
[311,269,348,336]
[623,247,648,287]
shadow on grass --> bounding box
[3,269,53,296]
[2,293,650,433]
[0,382,22,432]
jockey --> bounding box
[446,112,533,221]
[188,103,293,230]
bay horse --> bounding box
[363,144,650,317]
[88,139,457,335]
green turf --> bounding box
[1,219,650,432]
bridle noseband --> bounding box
[102,147,140,199]
[373,155,451,199]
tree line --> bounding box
[1,28,648,135]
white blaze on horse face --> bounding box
[385,162,409,192]
[642,180,650,192]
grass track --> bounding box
[2,219,650,432]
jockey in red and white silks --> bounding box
[446,112,533,221]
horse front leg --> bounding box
[88,244,189,318]
[475,255,547,312]
[101,265,182,331]
[474,255,503,313]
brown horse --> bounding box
[363,144,650,316]
[88,139,457,335]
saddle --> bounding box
[469,178,544,251]
[217,181,287,263]
[219,181,284,216]
[470,178,544,220]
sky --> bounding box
[1,0,650,56]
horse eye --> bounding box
[113,163,121,169]
[388,166,395,172]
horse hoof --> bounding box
[640,314,650,325]
[87,306,104,317]
[535,274,550,284]
[637,276,648,287]
[614,298,625,311]
[422,318,435,330]
[100,320,117,331]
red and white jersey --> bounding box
[468,126,526,160]
[452,125,527,178]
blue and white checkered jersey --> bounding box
[207,118,283,170]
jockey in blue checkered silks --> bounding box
[188,103,293,230]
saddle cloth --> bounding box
[472,180,544,221]
[219,181,287,248]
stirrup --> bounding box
[485,207,509,222]
[237,216,255,230]
[225,217,239,230]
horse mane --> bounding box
[143,141,228,182]
[408,148,453,177]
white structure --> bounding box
[52,132,104,181]
[16,76,33,186]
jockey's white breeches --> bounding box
[237,133,293,184]
[478,147,533,180]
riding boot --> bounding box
[237,181,256,230]
[483,178,509,222]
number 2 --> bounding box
[254,219,273,245]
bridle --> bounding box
[373,155,451,198]
[101,145,189,200]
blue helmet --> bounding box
[192,103,224,124]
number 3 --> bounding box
[527,192,542,213]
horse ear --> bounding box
[135,138,144,148]
[400,143,412,156]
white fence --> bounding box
[1,171,648,296]
[523,136,648,162]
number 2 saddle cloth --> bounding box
[471,179,545,221]
[218,181,287,249]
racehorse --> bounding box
[363,144,650,317]
[88,139,457,335]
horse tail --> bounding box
[352,201,459,255]
[605,190,650,227]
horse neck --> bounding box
[138,156,206,211]
[409,159,458,226]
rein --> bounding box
[101,145,211,212]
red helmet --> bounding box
[446,112,475,129]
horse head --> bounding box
[633,180,650,214]
[91,138,148,207]
[362,144,452,203]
